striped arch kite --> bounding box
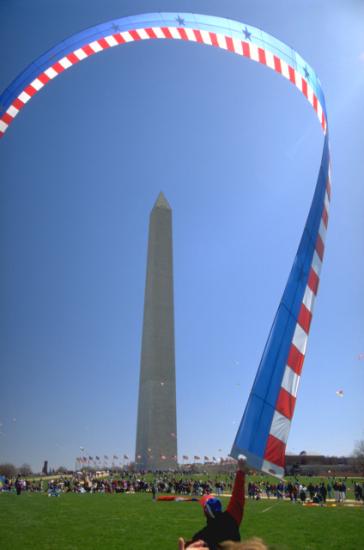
[0,13,330,478]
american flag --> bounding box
[113,455,118,459]
[182,455,189,460]
[194,455,200,460]
[123,454,129,460]
[204,456,210,461]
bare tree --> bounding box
[353,440,364,473]
[19,463,33,476]
[0,463,17,477]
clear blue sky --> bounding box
[0,0,363,472]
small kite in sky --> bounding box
[357,353,364,360]
[336,390,344,398]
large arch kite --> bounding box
[0,12,330,478]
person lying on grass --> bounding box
[178,457,248,549]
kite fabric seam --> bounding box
[0,13,331,479]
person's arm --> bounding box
[226,458,247,526]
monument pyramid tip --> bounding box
[154,191,171,210]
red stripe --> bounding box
[287,344,304,375]
[98,37,111,48]
[2,112,13,124]
[145,28,157,39]
[288,66,296,84]
[129,30,141,41]
[326,179,331,200]
[225,36,234,52]
[38,72,50,85]
[0,130,4,138]
[316,235,324,261]
[24,85,37,97]
[264,435,286,467]
[273,55,282,73]
[67,52,80,64]
[82,44,94,56]
[113,33,125,44]
[258,47,266,65]
[276,388,296,420]
[209,32,218,47]
[308,267,319,295]
[322,207,329,228]
[298,303,312,334]
[242,41,250,57]
[13,98,25,110]
[52,62,65,74]
[193,29,203,43]
[177,27,188,40]
[302,78,308,98]
[161,27,173,39]
[313,95,318,112]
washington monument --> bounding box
[135,192,177,470]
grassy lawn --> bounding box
[1,492,363,549]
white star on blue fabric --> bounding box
[176,15,185,26]
[304,66,310,79]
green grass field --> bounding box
[1,491,363,549]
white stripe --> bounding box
[44,67,58,79]
[280,59,290,80]
[302,286,315,313]
[281,366,300,398]
[216,33,227,49]
[7,105,19,117]
[292,323,308,356]
[307,83,314,105]
[135,28,149,41]
[184,27,196,41]
[262,459,284,479]
[232,37,243,55]
[120,31,133,42]
[295,70,303,92]
[168,27,182,39]
[30,78,44,91]
[324,191,330,212]
[311,250,322,277]
[319,219,327,244]
[89,40,103,53]
[58,56,72,69]
[74,48,88,60]
[270,411,291,444]
[200,30,212,45]
[317,102,323,124]
[18,91,31,104]
[265,50,275,70]
[249,42,259,62]
[152,27,165,39]
[0,120,8,132]
[104,34,118,47]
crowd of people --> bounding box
[1,470,363,504]
[246,478,363,504]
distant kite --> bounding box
[0,12,330,479]
[336,390,344,398]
